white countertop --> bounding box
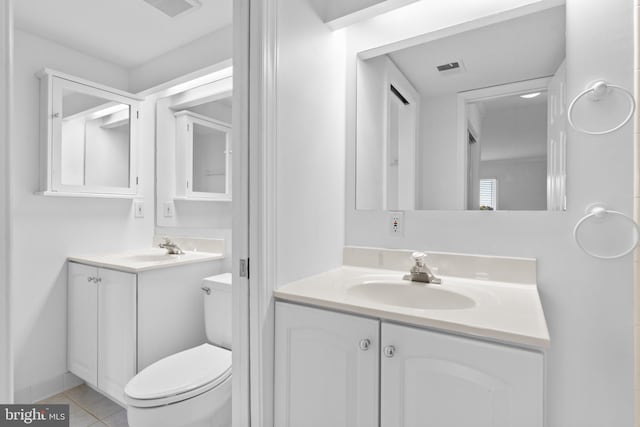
[274,266,550,349]
[69,248,223,273]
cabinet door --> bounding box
[381,323,544,427]
[68,262,98,387]
[97,268,137,404]
[275,302,379,427]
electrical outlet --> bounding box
[163,202,174,218]
[134,201,144,218]
[389,211,404,236]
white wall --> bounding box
[189,101,232,124]
[11,30,155,402]
[481,101,547,161]
[418,94,459,209]
[0,0,13,403]
[345,1,635,426]
[128,25,233,93]
[84,121,130,188]
[275,0,346,286]
[60,119,85,185]
[480,158,547,210]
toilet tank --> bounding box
[203,273,232,349]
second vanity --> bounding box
[67,245,224,405]
[273,247,550,427]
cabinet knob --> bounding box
[384,345,396,358]
[95,277,102,283]
[359,338,371,351]
[87,276,93,282]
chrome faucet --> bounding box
[158,237,184,255]
[403,252,441,284]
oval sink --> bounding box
[347,281,476,310]
[118,254,180,262]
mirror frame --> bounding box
[37,68,143,198]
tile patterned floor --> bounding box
[38,384,129,427]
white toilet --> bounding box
[124,273,232,427]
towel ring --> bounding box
[567,81,636,135]
[573,205,640,259]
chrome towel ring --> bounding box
[573,205,640,259]
[567,81,635,135]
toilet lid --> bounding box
[125,344,231,401]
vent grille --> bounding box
[437,62,460,72]
[143,0,201,17]
[436,60,466,76]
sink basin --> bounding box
[120,253,183,263]
[347,281,476,310]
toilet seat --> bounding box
[125,343,231,408]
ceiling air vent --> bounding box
[437,62,460,72]
[143,0,202,18]
[436,60,466,76]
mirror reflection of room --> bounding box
[11,0,235,426]
[355,5,566,211]
[60,89,132,188]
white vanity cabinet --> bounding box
[274,302,380,427]
[68,262,136,403]
[381,322,543,427]
[274,302,544,427]
[68,257,218,405]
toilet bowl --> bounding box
[125,273,232,427]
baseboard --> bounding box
[14,372,84,403]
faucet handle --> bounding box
[411,251,427,264]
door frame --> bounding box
[0,0,13,404]
[247,0,278,425]
[232,0,252,425]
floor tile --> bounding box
[65,385,123,420]
[102,410,129,427]
[39,393,72,405]
[68,406,100,427]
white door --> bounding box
[547,60,567,210]
[274,302,379,427]
[67,262,98,387]
[97,268,137,404]
[381,322,544,427]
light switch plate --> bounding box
[134,201,144,218]
[163,202,175,218]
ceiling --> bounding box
[386,6,565,98]
[14,0,232,68]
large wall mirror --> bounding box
[355,4,566,211]
[38,69,142,197]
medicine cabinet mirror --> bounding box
[38,69,142,197]
[174,110,232,201]
[155,68,233,205]
[355,4,567,211]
